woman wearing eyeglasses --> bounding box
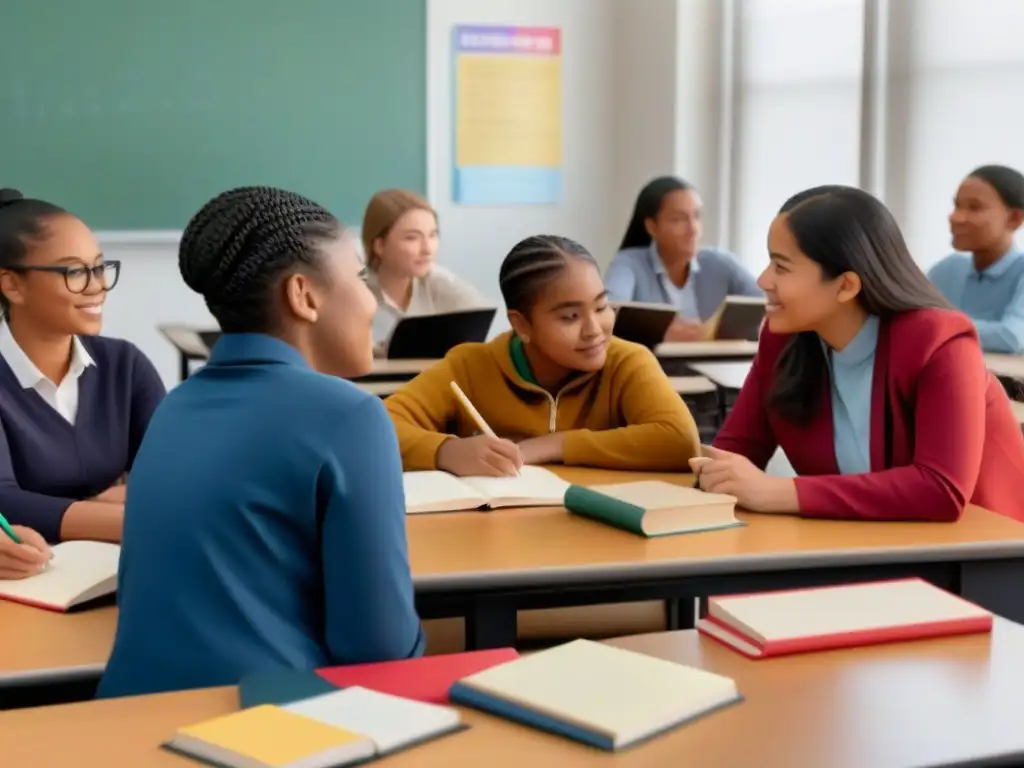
[0,189,165,543]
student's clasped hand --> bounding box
[0,526,51,579]
[689,445,798,513]
[437,435,525,477]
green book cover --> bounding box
[563,484,744,538]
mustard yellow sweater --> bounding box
[385,332,700,471]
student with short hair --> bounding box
[605,176,761,342]
[0,189,165,543]
[385,235,701,475]
[99,186,424,699]
[362,189,489,349]
[694,185,1024,523]
[928,165,1024,353]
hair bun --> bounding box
[0,189,24,208]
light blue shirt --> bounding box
[823,315,879,475]
[604,244,762,321]
[928,248,1024,353]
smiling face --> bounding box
[0,214,110,336]
[509,257,614,380]
[372,208,439,279]
[949,175,1022,255]
[757,213,862,336]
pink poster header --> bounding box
[453,25,561,56]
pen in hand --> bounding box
[0,510,22,544]
[449,381,522,476]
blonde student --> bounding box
[385,235,701,474]
[362,189,489,349]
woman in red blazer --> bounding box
[692,185,1024,522]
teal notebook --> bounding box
[564,481,743,537]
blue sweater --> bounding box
[98,334,425,698]
[0,335,165,542]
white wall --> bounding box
[99,0,721,387]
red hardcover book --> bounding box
[317,647,520,703]
[697,578,993,659]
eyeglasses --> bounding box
[9,261,121,294]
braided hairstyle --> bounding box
[0,189,69,316]
[179,186,341,334]
[499,235,597,315]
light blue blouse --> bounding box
[823,315,879,475]
[928,248,1024,353]
[604,244,762,321]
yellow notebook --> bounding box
[167,705,373,768]
[166,687,464,767]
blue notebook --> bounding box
[449,638,742,751]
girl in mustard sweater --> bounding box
[385,235,701,475]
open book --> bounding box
[0,541,120,612]
[697,578,994,659]
[703,295,766,341]
[449,638,742,751]
[403,466,570,514]
[166,687,464,768]
[610,301,678,349]
[564,481,741,536]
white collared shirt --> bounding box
[0,323,95,424]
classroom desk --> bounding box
[687,361,753,424]
[654,339,759,376]
[985,352,1024,380]
[7,620,1024,767]
[412,466,1024,649]
[0,602,115,689]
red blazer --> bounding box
[714,308,1024,522]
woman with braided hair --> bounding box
[99,186,425,699]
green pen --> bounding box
[0,511,21,544]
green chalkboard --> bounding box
[0,0,426,230]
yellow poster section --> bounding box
[456,54,562,168]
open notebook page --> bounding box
[458,639,737,746]
[0,540,120,608]
[714,579,991,643]
[462,466,570,506]
[403,471,489,514]
[285,687,461,754]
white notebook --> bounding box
[449,638,741,751]
[285,687,462,754]
[403,466,570,514]
[0,541,120,612]
[698,578,993,658]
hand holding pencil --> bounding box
[436,382,524,477]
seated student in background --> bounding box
[604,176,761,342]
[692,185,1024,523]
[0,525,49,578]
[385,235,701,475]
[928,165,1024,354]
[98,186,424,699]
[0,189,165,544]
[362,188,488,351]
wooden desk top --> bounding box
[686,361,752,391]
[408,467,1024,590]
[655,339,759,359]
[6,620,1024,767]
[0,602,115,683]
[986,353,1024,380]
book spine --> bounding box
[449,682,614,751]
[563,486,646,536]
